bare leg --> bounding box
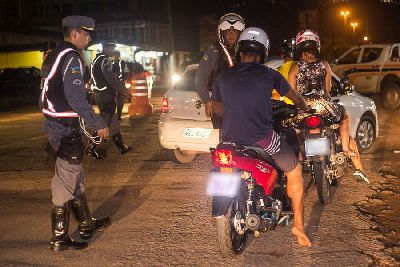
[349,138,363,171]
[285,164,312,247]
[340,112,351,153]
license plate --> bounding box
[305,138,330,156]
[183,128,212,139]
[206,172,241,197]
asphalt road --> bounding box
[0,97,398,266]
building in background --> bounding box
[0,0,195,83]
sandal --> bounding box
[353,169,370,184]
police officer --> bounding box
[112,50,128,120]
[88,43,132,159]
[40,15,111,251]
[195,13,245,128]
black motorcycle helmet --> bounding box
[279,38,296,59]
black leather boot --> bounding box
[50,202,88,251]
[86,142,104,159]
[71,193,111,240]
[112,133,133,154]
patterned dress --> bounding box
[296,60,345,123]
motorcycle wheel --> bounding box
[215,196,247,257]
[314,159,332,204]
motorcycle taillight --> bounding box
[162,97,169,113]
[214,149,234,166]
[306,115,321,128]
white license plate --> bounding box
[206,172,241,197]
[305,138,330,156]
[183,128,212,139]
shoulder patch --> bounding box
[71,66,81,74]
[73,79,82,85]
[202,55,208,61]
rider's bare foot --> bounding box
[292,226,312,247]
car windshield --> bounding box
[173,69,196,91]
[338,48,361,64]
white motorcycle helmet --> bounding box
[217,13,245,46]
[236,27,270,63]
[295,29,321,58]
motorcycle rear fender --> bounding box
[212,196,233,217]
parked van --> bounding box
[332,43,400,109]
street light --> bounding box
[350,21,359,44]
[339,10,350,27]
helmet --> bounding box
[236,27,269,63]
[279,38,296,59]
[217,13,245,45]
[295,29,320,58]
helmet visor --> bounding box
[219,20,245,32]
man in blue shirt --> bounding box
[212,27,312,247]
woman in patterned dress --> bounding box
[288,29,369,183]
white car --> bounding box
[158,63,378,163]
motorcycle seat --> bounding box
[243,146,274,164]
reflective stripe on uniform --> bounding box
[41,48,79,118]
[91,55,107,90]
[43,109,79,118]
[219,42,234,67]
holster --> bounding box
[57,133,84,165]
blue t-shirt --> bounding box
[212,63,290,145]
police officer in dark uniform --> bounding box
[40,15,111,251]
[88,43,132,159]
[112,50,128,120]
[195,13,245,128]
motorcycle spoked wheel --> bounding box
[314,158,332,205]
[215,196,248,257]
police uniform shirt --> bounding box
[195,44,220,104]
[44,45,106,143]
[93,54,127,95]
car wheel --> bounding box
[356,115,376,154]
[382,82,400,110]
[166,149,196,164]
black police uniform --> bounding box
[195,41,236,129]
[112,59,128,120]
[41,16,111,251]
[88,52,132,158]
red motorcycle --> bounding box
[207,140,294,256]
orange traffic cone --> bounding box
[127,72,153,117]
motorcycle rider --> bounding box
[288,29,369,183]
[195,13,245,127]
[272,38,296,104]
[212,27,312,247]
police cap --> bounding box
[62,15,95,31]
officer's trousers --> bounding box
[51,158,85,206]
[94,91,121,136]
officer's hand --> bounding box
[97,127,109,139]
[205,101,213,117]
